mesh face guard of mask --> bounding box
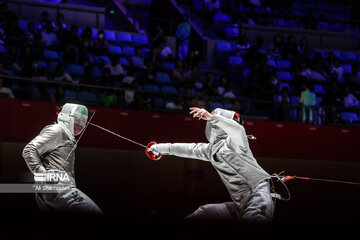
[205,108,243,142]
[57,104,88,136]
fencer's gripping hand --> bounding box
[148,144,161,157]
[189,107,214,121]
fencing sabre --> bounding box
[88,122,162,160]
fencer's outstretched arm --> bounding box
[22,124,63,174]
[153,143,211,162]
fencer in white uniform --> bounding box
[150,107,274,222]
[22,103,102,214]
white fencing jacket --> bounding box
[156,108,271,214]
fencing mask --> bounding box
[205,108,243,143]
[57,103,88,136]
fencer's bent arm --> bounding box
[22,125,62,174]
[156,143,211,161]
[210,114,248,152]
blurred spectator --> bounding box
[274,86,290,121]
[159,40,172,59]
[268,71,279,95]
[55,86,65,103]
[343,86,359,108]
[80,27,93,52]
[235,35,250,56]
[100,67,112,86]
[246,7,258,25]
[1,3,18,25]
[190,65,203,88]
[326,52,337,72]
[150,25,166,49]
[145,47,161,69]
[246,63,261,97]
[104,55,124,79]
[166,95,184,110]
[283,35,298,59]
[300,62,311,79]
[227,19,241,40]
[122,69,135,87]
[176,14,191,61]
[268,34,284,58]
[124,79,139,105]
[80,65,96,85]
[297,36,310,55]
[103,91,118,107]
[129,92,149,110]
[184,50,198,71]
[317,13,327,30]
[139,59,156,84]
[93,30,109,55]
[291,69,306,95]
[30,33,44,59]
[60,25,82,63]
[0,77,15,98]
[79,27,92,64]
[131,47,145,68]
[172,59,191,84]
[300,82,316,123]
[19,46,33,76]
[310,63,327,82]
[218,75,236,98]
[37,67,50,81]
[52,13,67,34]
[184,95,197,111]
[23,22,36,46]
[54,64,73,83]
[41,22,57,49]
[259,6,273,26]
[343,72,357,90]
[319,83,342,124]
[331,58,344,82]
[5,19,22,46]
[244,36,267,64]
[196,97,208,109]
[202,72,219,97]
[39,11,50,31]
[5,45,21,73]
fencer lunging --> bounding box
[149,107,274,222]
[22,103,102,214]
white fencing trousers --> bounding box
[35,187,102,215]
[186,180,274,222]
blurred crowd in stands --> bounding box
[233,32,360,124]
[0,1,359,125]
[186,0,360,39]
